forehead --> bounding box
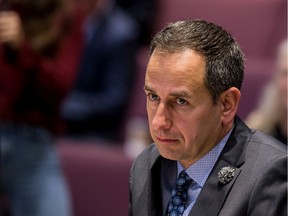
[145,49,207,93]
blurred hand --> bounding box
[0,11,23,48]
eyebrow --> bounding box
[143,85,153,92]
[169,91,192,98]
[144,85,192,99]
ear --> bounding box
[219,87,241,125]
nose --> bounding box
[151,103,172,130]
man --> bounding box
[129,19,287,216]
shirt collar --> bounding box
[177,128,233,187]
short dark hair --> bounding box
[150,19,245,104]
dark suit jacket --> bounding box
[61,6,139,141]
[129,116,287,216]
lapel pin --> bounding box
[218,166,235,184]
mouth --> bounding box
[156,136,178,143]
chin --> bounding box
[158,148,178,161]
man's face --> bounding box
[144,49,225,168]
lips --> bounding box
[156,136,178,143]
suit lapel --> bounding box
[147,147,164,216]
[189,160,241,216]
[149,160,163,216]
[161,159,177,214]
[147,151,178,216]
[189,116,251,216]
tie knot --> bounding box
[175,170,193,190]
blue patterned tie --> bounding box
[167,170,193,216]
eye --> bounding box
[176,98,188,105]
[148,93,159,101]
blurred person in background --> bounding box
[0,0,83,215]
[245,39,287,144]
[115,0,157,45]
[60,0,140,143]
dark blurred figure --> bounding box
[60,0,140,142]
[0,0,83,215]
[245,39,287,144]
[115,0,157,45]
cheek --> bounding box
[146,103,154,119]
[183,111,218,138]
[146,99,156,112]
[147,108,155,130]
[176,116,199,141]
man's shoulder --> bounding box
[233,116,286,158]
[132,143,160,170]
[136,143,159,162]
[244,129,287,167]
[249,129,287,153]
